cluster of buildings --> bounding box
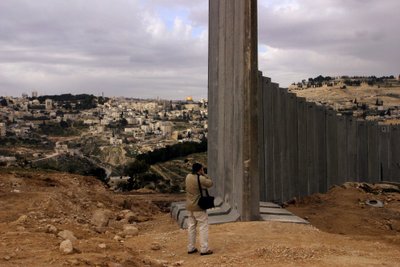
[290,75,400,90]
[0,92,208,157]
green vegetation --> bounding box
[118,142,207,192]
[32,154,107,181]
[37,121,79,136]
[136,140,207,165]
[120,160,166,191]
[36,94,107,110]
[0,135,54,149]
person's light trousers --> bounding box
[187,210,209,253]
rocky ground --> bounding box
[1,168,400,267]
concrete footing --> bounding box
[171,199,308,229]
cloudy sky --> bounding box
[0,0,399,99]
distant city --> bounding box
[1,74,400,178]
[0,92,207,181]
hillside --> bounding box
[291,84,400,124]
[1,168,400,266]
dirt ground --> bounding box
[1,169,400,267]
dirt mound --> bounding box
[1,169,399,266]
[286,182,400,245]
[0,168,183,266]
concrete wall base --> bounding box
[171,199,307,229]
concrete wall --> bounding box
[208,0,400,214]
[208,0,260,220]
[259,82,400,202]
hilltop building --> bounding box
[45,99,53,110]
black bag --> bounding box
[197,174,215,210]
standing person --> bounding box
[185,162,213,256]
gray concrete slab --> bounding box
[260,207,293,216]
[207,202,232,216]
[171,202,186,220]
[177,210,189,228]
[259,201,281,208]
[208,210,241,225]
[173,200,307,229]
[214,197,224,207]
[260,214,309,224]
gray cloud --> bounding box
[0,0,207,99]
[0,0,398,98]
[258,0,400,86]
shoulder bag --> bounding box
[197,174,215,210]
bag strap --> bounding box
[197,174,210,197]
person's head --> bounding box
[192,162,203,174]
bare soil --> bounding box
[1,169,399,267]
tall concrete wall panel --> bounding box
[264,78,275,202]
[208,0,399,217]
[297,97,308,198]
[207,0,219,196]
[208,0,259,220]
[223,0,234,205]
[357,121,368,181]
[346,116,358,181]
[367,122,380,182]
[389,125,400,181]
[286,93,299,200]
[307,102,318,195]
[272,84,282,202]
[215,0,226,198]
[326,110,338,187]
[279,89,289,201]
[257,72,266,200]
[337,115,347,183]
[231,0,243,210]
[378,125,390,181]
[315,106,327,192]
[258,84,399,203]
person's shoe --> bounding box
[200,249,213,256]
[187,248,198,254]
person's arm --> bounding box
[199,175,213,188]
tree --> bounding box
[125,160,149,177]
[60,120,69,128]
[0,98,7,106]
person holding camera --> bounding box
[185,162,214,256]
